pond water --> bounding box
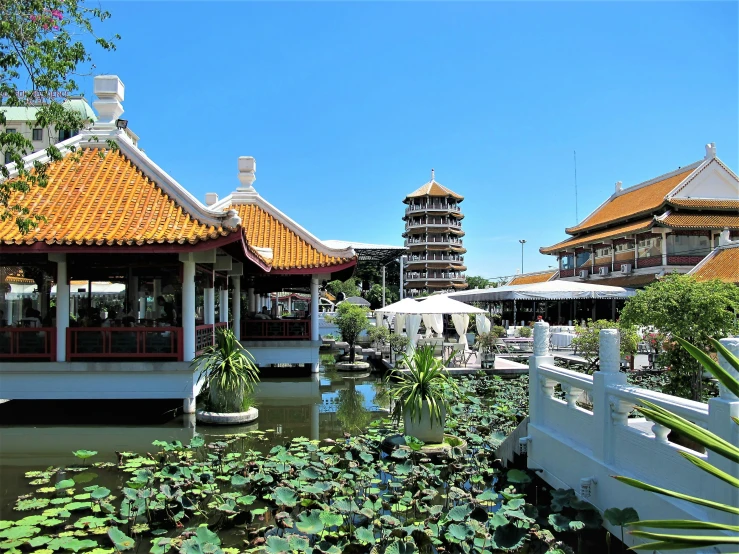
[0,365,387,516]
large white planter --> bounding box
[403,402,445,444]
[196,407,259,425]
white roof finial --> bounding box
[431,168,435,182]
[237,156,256,192]
[92,75,125,128]
[705,142,716,160]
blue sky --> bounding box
[85,1,737,280]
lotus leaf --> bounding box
[273,487,298,508]
[73,473,98,484]
[28,535,52,547]
[295,511,323,535]
[91,488,111,501]
[287,535,309,551]
[47,537,98,552]
[15,498,50,511]
[354,527,375,543]
[445,523,474,542]
[107,528,135,551]
[319,512,343,528]
[0,523,11,531]
[491,523,528,550]
[263,536,289,554]
[505,469,531,484]
[603,507,640,527]
[384,540,417,554]
[0,526,39,540]
[548,513,581,533]
[230,475,247,487]
[150,538,172,554]
[55,480,75,490]
[66,502,93,512]
[447,504,473,522]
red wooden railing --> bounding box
[0,327,56,361]
[67,327,182,361]
[241,319,311,340]
[215,322,229,331]
[195,324,214,355]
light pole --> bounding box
[519,239,526,274]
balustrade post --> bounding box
[232,276,241,340]
[707,337,739,525]
[181,258,196,362]
[592,329,627,464]
[529,322,554,428]
[50,253,69,362]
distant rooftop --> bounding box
[403,169,463,201]
[323,240,407,265]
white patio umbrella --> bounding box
[375,297,421,314]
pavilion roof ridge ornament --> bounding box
[237,156,257,193]
[91,75,124,130]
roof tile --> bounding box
[541,219,654,254]
[405,180,463,200]
[691,246,739,283]
[668,198,739,210]
[657,213,739,229]
[509,270,558,285]
[0,148,228,246]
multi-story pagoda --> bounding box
[402,171,467,297]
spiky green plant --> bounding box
[386,345,460,427]
[612,336,739,551]
[192,328,260,413]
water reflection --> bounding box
[0,367,388,506]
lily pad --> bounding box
[107,528,134,551]
[72,450,98,460]
[296,510,324,535]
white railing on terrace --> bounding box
[406,203,461,213]
[407,254,464,262]
[405,236,463,246]
[527,322,739,551]
[405,219,463,230]
[405,272,466,281]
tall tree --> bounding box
[1,0,118,233]
[465,275,490,289]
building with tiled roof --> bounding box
[541,143,739,288]
[507,269,559,286]
[402,170,467,297]
[0,75,357,406]
[688,230,739,284]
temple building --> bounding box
[540,143,739,288]
[402,171,467,297]
[0,75,356,409]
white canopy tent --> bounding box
[447,280,636,302]
[375,298,421,314]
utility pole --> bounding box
[519,239,527,274]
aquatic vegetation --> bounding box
[0,374,604,553]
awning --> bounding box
[446,280,637,302]
[376,295,486,314]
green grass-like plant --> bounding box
[612,336,739,550]
[192,328,260,413]
[387,345,460,427]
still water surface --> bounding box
[0,367,387,516]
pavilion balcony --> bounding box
[404,236,464,247]
[241,319,311,340]
[405,203,461,215]
[406,253,464,263]
[67,327,183,361]
[0,327,56,361]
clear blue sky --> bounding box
[86,1,737,280]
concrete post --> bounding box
[182,260,196,362]
[183,397,196,414]
[232,276,241,340]
[529,322,553,445]
[153,278,161,308]
[129,276,138,316]
[592,329,627,464]
[660,230,668,266]
[247,287,255,313]
[310,278,320,341]
[311,403,320,440]
[707,337,739,525]
[399,256,405,300]
[52,254,69,362]
[204,287,215,326]
[139,295,146,320]
[219,288,228,323]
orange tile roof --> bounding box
[657,212,739,230]
[405,181,464,200]
[1,148,229,246]
[541,219,654,254]
[566,169,694,233]
[668,198,739,210]
[690,246,739,283]
[5,275,35,284]
[594,274,660,288]
[232,204,353,270]
[508,270,558,286]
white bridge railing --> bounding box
[528,322,739,552]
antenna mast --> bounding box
[573,150,579,223]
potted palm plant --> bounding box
[191,328,260,425]
[475,331,497,369]
[387,345,460,443]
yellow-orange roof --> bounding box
[657,212,739,229]
[1,148,228,246]
[541,219,654,254]
[668,198,739,210]
[404,181,463,201]
[566,169,694,234]
[691,246,739,283]
[508,270,558,286]
[232,204,353,270]
[5,275,35,284]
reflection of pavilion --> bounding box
[0,75,357,409]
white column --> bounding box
[129,276,138,316]
[529,322,553,434]
[153,278,161,303]
[310,278,320,341]
[400,256,406,299]
[7,299,13,326]
[660,230,668,266]
[232,276,241,340]
[138,294,146,320]
[182,260,196,362]
[592,329,627,464]
[204,287,215,325]
[382,265,386,307]
[219,288,228,323]
[247,287,255,313]
[53,254,69,362]
[183,397,196,414]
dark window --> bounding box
[4,151,12,164]
[58,129,77,142]
[7,128,17,133]
[32,128,43,141]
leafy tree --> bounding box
[331,302,369,362]
[620,274,739,400]
[325,277,361,300]
[465,275,490,289]
[1,0,119,233]
[570,319,640,373]
[365,283,398,309]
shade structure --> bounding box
[340,296,371,307]
[375,298,421,314]
[447,280,637,302]
[411,295,487,315]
